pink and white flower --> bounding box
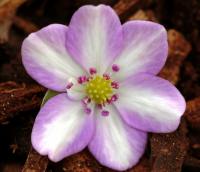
[21,5,186,171]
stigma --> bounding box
[85,75,113,104]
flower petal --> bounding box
[111,21,168,81]
[22,24,85,92]
[115,74,186,133]
[31,93,94,162]
[89,105,147,171]
[66,5,122,74]
[67,83,86,101]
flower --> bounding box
[21,5,186,171]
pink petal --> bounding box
[22,24,85,92]
[115,74,186,133]
[32,93,94,162]
[66,5,122,74]
[89,105,147,171]
[111,21,168,81]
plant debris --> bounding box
[0,0,200,172]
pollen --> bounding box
[85,75,113,104]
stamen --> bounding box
[112,64,120,72]
[84,107,91,115]
[111,94,118,102]
[66,82,73,89]
[89,67,97,75]
[101,110,109,116]
[103,73,110,80]
[78,76,87,84]
[111,81,119,89]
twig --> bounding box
[0,0,26,43]
[128,9,158,22]
[13,16,39,34]
[113,0,143,21]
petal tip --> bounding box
[89,143,144,171]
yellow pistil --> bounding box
[85,75,113,104]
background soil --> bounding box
[0,0,200,172]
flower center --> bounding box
[85,75,113,104]
[66,65,120,116]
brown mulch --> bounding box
[0,0,200,172]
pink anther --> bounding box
[111,81,119,89]
[78,76,87,84]
[112,64,120,72]
[103,73,110,80]
[101,110,109,116]
[89,67,97,75]
[111,94,118,102]
[85,107,91,115]
[66,82,73,89]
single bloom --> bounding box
[21,5,186,171]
